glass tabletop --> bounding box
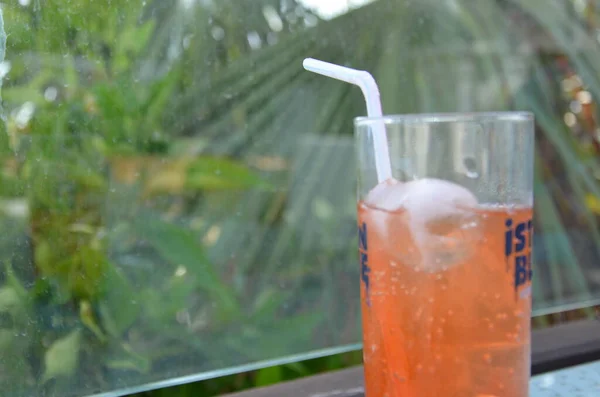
[531,360,600,396]
[1,0,600,396]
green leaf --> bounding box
[283,361,310,376]
[135,216,239,315]
[251,288,293,325]
[139,287,185,327]
[254,365,283,387]
[0,329,14,352]
[138,273,197,329]
[186,157,272,191]
[4,262,27,301]
[98,265,140,338]
[0,287,19,313]
[80,301,106,342]
[104,343,150,374]
[42,329,82,383]
[113,20,156,74]
[141,65,181,126]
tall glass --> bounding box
[355,112,534,397]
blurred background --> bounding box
[0,0,600,395]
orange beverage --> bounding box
[354,112,534,396]
[358,188,532,397]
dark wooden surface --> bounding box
[531,318,600,374]
[224,366,365,397]
[223,318,600,397]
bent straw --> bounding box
[303,59,413,397]
[302,58,393,183]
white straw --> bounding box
[302,58,393,183]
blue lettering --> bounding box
[515,222,526,252]
[504,219,513,259]
[506,217,534,295]
[361,252,370,294]
[359,223,368,251]
[515,255,528,291]
[358,222,371,306]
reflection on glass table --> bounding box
[531,361,600,396]
[1,0,600,396]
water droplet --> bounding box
[483,353,492,364]
[0,61,11,79]
[463,156,479,178]
[495,293,501,299]
[14,101,36,128]
[211,26,225,41]
[416,364,423,372]
[428,297,434,304]
[435,354,442,362]
[447,310,454,316]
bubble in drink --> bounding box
[365,178,482,272]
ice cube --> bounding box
[366,178,481,272]
[364,178,407,212]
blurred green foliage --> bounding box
[0,0,296,395]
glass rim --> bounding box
[354,111,534,126]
